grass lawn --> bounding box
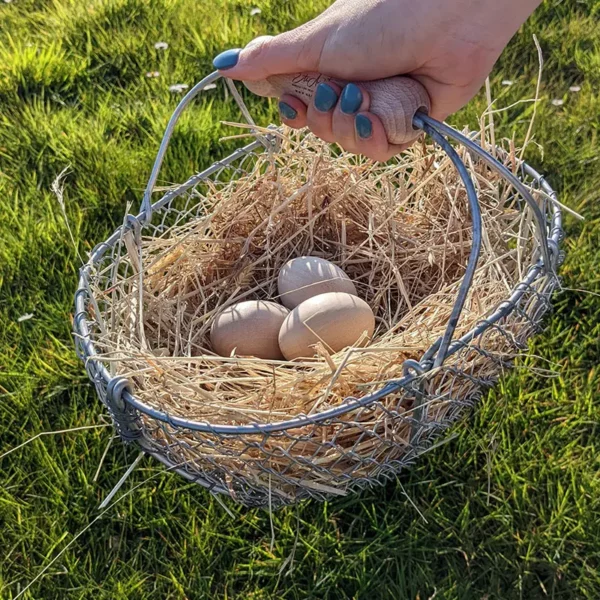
[0,0,599,598]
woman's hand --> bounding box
[214,0,541,161]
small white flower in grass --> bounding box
[146,71,160,78]
[169,83,189,93]
[18,313,34,323]
[203,83,217,91]
[3,0,14,4]
[250,7,261,16]
[154,41,168,50]
[569,85,581,92]
[501,80,513,86]
[551,98,564,106]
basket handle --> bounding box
[140,71,223,224]
[244,74,431,146]
[140,72,429,222]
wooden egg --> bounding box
[278,292,375,360]
[277,256,357,309]
[210,300,289,360]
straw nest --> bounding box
[91,125,546,497]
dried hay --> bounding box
[87,125,548,500]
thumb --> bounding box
[213,27,327,81]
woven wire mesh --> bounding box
[74,109,562,508]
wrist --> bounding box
[474,0,542,51]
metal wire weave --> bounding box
[74,73,563,508]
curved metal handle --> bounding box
[414,116,482,368]
[245,73,431,145]
[420,115,554,271]
[412,113,554,368]
[140,71,223,224]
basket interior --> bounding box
[87,129,545,425]
[78,127,560,505]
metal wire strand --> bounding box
[140,71,222,224]
[417,114,554,271]
[413,114,483,368]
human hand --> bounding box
[214,0,541,161]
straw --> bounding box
[87,126,546,495]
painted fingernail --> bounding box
[314,83,338,112]
[213,48,242,70]
[279,101,297,120]
[340,83,363,115]
[355,114,373,139]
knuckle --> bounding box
[243,36,274,63]
[331,123,356,148]
[367,150,391,162]
[334,133,356,149]
[316,132,336,144]
[306,120,332,142]
[339,142,358,155]
[315,130,337,143]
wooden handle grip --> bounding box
[244,73,430,145]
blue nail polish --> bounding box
[340,83,363,115]
[355,114,373,139]
[279,101,297,120]
[314,83,338,112]
[213,48,241,70]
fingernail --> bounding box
[355,114,373,139]
[279,101,297,120]
[340,83,363,115]
[213,48,242,70]
[314,83,338,112]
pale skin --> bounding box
[216,0,542,161]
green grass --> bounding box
[0,0,599,598]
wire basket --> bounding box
[74,71,563,508]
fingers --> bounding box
[306,81,343,143]
[352,112,406,162]
[284,81,407,162]
[332,83,370,151]
[213,22,328,81]
[272,80,414,161]
[278,94,307,129]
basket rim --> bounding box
[74,134,563,436]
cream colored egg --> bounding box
[210,300,289,360]
[277,256,357,309]
[278,292,375,360]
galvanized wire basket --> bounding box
[74,71,563,508]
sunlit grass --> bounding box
[0,0,598,598]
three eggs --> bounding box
[210,257,375,361]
